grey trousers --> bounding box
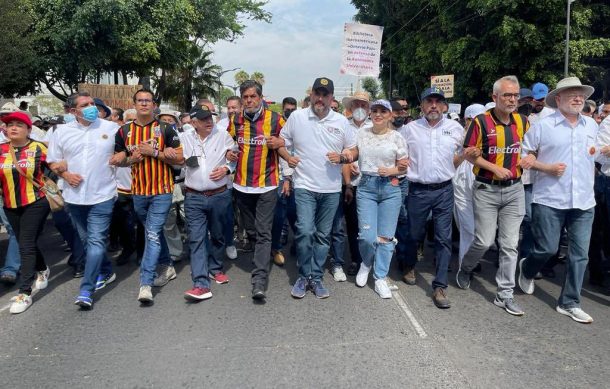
[461,181,525,299]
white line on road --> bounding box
[392,290,428,338]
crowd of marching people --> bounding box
[1,74,609,325]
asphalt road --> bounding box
[0,223,609,388]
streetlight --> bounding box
[564,0,576,77]
[216,67,240,112]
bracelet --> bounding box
[339,155,347,164]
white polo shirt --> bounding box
[523,106,555,184]
[280,107,356,193]
[596,116,610,176]
[399,117,464,184]
[523,111,598,210]
[181,127,234,191]
[47,118,118,205]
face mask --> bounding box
[64,113,76,123]
[352,108,367,122]
[392,117,406,128]
[182,123,195,133]
[81,106,99,122]
[284,109,295,119]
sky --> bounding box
[211,0,361,104]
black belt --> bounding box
[185,186,227,196]
[409,180,452,190]
[476,177,521,187]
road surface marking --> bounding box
[393,290,428,338]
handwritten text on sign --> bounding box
[430,75,454,99]
[78,83,143,110]
[340,23,384,77]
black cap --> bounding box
[390,101,403,112]
[312,77,334,94]
[420,87,445,101]
[189,105,213,120]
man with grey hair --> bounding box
[518,77,599,324]
[456,75,529,316]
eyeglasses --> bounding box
[500,93,520,100]
[565,94,585,100]
[136,99,153,105]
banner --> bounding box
[78,83,143,110]
[430,75,454,98]
[447,103,461,115]
[340,23,384,77]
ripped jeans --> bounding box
[133,194,173,286]
[356,175,402,280]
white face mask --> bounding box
[182,123,195,133]
[352,107,368,122]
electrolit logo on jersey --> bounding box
[238,135,267,146]
[488,142,521,154]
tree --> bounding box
[361,77,381,100]
[351,0,610,104]
[251,71,265,85]
[0,0,40,97]
[234,70,250,86]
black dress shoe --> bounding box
[73,265,85,278]
[540,267,556,278]
[252,286,266,300]
[0,273,17,285]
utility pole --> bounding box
[564,0,576,77]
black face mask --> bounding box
[185,156,199,168]
[518,104,533,116]
[284,109,296,119]
[392,117,406,128]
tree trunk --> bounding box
[114,70,119,85]
[122,71,128,85]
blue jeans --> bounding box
[0,206,20,276]
[356,175,402,279]
[405,182,454,289]
[223,188,235,245]
[519,184,534,258]
[522,204,594,309]
[133,194,173,286]
[184,190,230,289]
[69,198,115,294]
[294,189,340,281]
[271,182,297,251]
[394,178,410,265]
[329,200,345,268]
[52,206,86,267]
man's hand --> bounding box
[266,136,284,149]
[378,167,392,177]
[396,158,410,170]
[54,160,68,173]
[326,151,341,164]
[164,147,177,159]
[62,172,83,188]
[548,162,567,177]
[494,167,513,180]
[519,154,536,169]
[226,150,239,162]
[287,156,301,168]
[601,145,610,157]
[130,149,144,164]
[349,162,360,177]
[109,152,126,166]
[281,180,291,197]
[138,141,155,157]
[209,167,228,181]
[464,147,481,160]
[344,185,354,204]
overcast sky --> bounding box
[211,0,361,103]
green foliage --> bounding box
[251,71,265,85]
[234,70,250,86]
[352,0,610,104]
[361,77,380,100]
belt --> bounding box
[409,180,452,190]
[476,177,521,187]
[185,186,227,197]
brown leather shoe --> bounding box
[272,250,285,266]
[402,267,416,285]
[432,287,451,309]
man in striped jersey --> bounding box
[228,80,285,300]
[114,89,184,304]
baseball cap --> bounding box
[390,100,403,112]
[485,102,496,110]
[1,111,32,128]
[0,102,18,115]
[519,88,533,100]
[189,105,214,120]
[312,77,334,94]
[449,112,460,121]
[370,99,392,111]
[531,82,549,100]
[420,87,445,101]
[464,104,486,119]
[93,98,111,117]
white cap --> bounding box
[484,102,496,110]
[464,104,486,119]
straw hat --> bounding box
[546,77,594,109]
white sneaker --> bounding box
[331,266,347,282]
[10,293,32,314]
[518,258,535,295]
[35,267,50,290]
[153,265,177,287]
[138,285,153,303]
[556,306,593,324]
[356,263,371,287]
[225,245,238,259]
[374,279,392,299]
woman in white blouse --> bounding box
[354,100,408,298]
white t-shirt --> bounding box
[280,107,356,193]
[181,128,233,191]
[357,127,407,175]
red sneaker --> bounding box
[210,272,230,284]
[184,287,212,301]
